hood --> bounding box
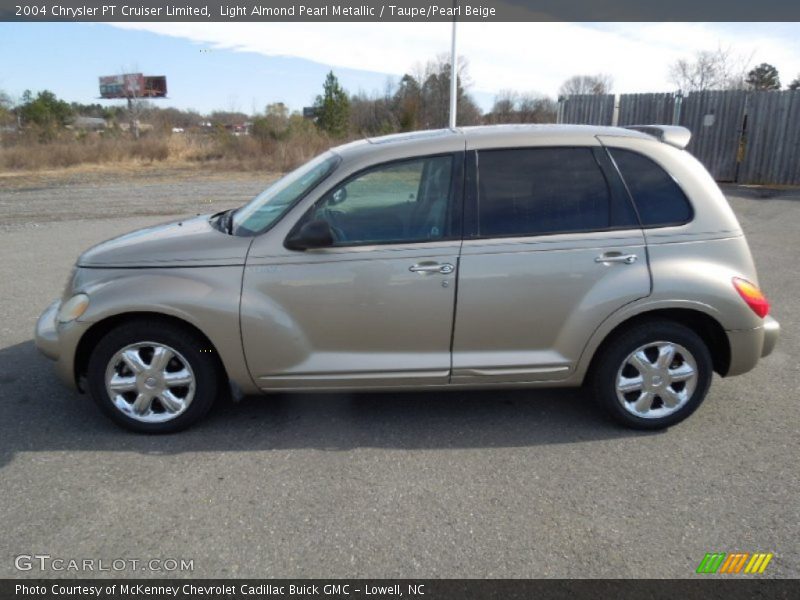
[78,215,253,268]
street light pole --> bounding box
[449,8,458,129]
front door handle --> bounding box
[595,253,637,265]
[409,263,455,274]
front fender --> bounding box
[74,266,259,394]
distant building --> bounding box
[70,116,107,131]
[118,121,153,133]
[225,122,252,136]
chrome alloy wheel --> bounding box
[615,341,698,419]
[104,342,196,423]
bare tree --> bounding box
[391,54,482,130]
[559,74,613,96]
[418,54,482,128]
[393,74,422,131]
[209,110,249,126]
[347,56,483,135]
[486,90,557,124]
[0,90,13,127]
[141,106,203,132]
[488,90,518,122]
[349,90,398,136]
[517,94,557,123]
[669,47,751,92]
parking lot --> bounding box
[0,172,797,578]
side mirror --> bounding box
[285,219,335,251]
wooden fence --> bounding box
[558,90,800,184]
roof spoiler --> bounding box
[625,125,691,150]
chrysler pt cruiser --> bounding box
[35,125,780,432]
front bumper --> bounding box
[34,299,90,390]
[725,315,780,377]
[34,300,61,360]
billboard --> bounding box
[99,73,167,99]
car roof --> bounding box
[458,124,651,144]
[331,124,654,162]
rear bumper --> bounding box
[761,315,780,358]
[725,315,780,376]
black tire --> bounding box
[591,320,713,430]
[87,319,220,433]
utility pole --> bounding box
[448,3,458,129]
[127,96,140,140]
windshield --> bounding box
[231,152,340,235]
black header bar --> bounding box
[3,579,799,600]
[2,0,800,22]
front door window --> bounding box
[308,155,455,245]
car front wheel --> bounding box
[87,319,220,433]
[592,320,713,429]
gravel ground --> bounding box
[0,172,797,578]
[0,167,269,229]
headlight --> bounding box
[57,294,89,324]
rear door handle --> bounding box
[595,253,637,265]
[409,263,455,274]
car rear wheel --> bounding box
[591,320,712,429]
[87,319,220,433]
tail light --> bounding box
[733,277,770,318]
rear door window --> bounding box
[476,147,637,238]
[609,149,693,227]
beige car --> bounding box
[35,125,779,433]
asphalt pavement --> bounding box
[0,174,797,578]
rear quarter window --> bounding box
[609,149,693,227]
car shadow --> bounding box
[0,340,661,468]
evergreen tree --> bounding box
[746,63,781,91]
[314,71,350,137]
[18,90,73,127]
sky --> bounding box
[1,22,799,115]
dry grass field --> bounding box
[0,128,332,174]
